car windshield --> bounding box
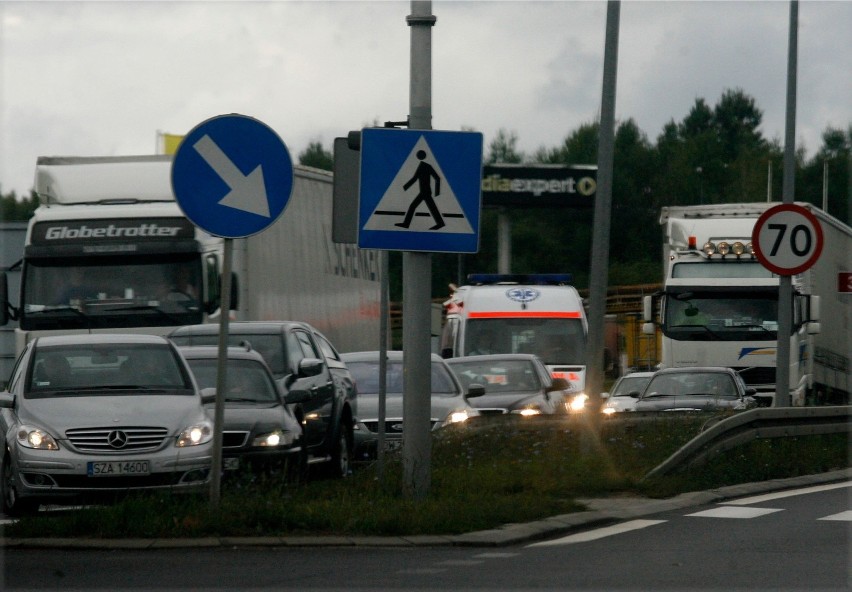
[449,360,541,393]
[348,360,458,396]
[171,334,287,377]
[27,344,192,397]
[643,372,738,399]
[612,375,652,397]
[186,358,279,402]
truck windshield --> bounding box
[21,255,203,330]
[664,292,778,341]
[464,318,586,365]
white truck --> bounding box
[440,274,589,404]
[0,155,382,355]
[642,202,851,406]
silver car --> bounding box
[0,334,214,515]
[445,354,570,416]
[340,351,484,462]
[601,371,655,415]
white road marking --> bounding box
[687,506,783,519]
[723,481,852,506]
[527,519,666,547]
[473,552,520,558]
[818,511,852,521]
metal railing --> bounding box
[644,406,852,479]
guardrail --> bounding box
[644,406,852,479]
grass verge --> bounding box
[4,414,849,538]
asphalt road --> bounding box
[2,471,850,592]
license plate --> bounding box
[87,460,150,477]
[222,457,240,471]
[383,439,402,452]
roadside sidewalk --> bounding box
[2,468,849,549]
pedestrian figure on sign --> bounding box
[395,150,445,230]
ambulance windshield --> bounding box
[464,318,586,365]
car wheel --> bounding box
[327,424,353,479]
[2,452,39,517]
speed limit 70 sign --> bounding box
[752,204,824,276]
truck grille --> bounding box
[65,426,169,452]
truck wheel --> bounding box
[2,453,39,517]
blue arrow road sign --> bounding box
[358,128,482,253]
[171,114,293,238]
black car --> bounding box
[634,367,757,412]
[179,344,306,480]
[169,322,356,478]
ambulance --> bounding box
[440,274,588,409]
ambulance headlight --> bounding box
[702,241,716,256]
[732,241,746,255]
[717,241,731,255]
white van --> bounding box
[440,274,588,393]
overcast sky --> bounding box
[1,0,850,198]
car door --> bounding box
[285,328,335,452]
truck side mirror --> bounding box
[808,295,820,323]
[642,294,653,323]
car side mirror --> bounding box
[0,392,14,408]
[200,387,217,404]
[600,392,610,400]
[745,387,757,397]
[548,377,570,392]
[285,388,312,404]
[465,383,486,398]
[297,358,324,378]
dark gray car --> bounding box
[179,345,306,481]
[634,367,757,412]
[169,322,355,478]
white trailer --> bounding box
[441,274,588,397]
[0,155,382,354]
[642,202,851,406]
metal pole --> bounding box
[210,237,233,507]
[586,0,620,408]
[376,251,389,481]
[402,0,435,501]
[497,207,511,274]
[776,0,798,407]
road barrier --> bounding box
[644,405,852,479]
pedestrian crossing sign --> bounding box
[358,128,482,253]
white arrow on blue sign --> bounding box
[171,114,293,238]
[358,128,483,253]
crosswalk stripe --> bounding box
[724,481,852,506]
[687,506,783,519]
[818,511,852,521]
[527,519,666,547]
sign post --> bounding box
[752,203,823,407]
[171,113,293,506]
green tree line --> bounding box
[3,89,849,301]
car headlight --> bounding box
[16,425,59,450]
[447,410,471,424]
[511,407,542,417]
[252,430,297,447]
[175,420,214,447]
[601,406,617,416]
[567,393,589,412]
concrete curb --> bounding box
[3,468,849,549]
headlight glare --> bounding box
[448,410,470,424]
[176,420,213,447]
[513,407,542,417]
[17,426,59,450]
[252,430,296,447]
[568,393,589,412]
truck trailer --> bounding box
[642,202,850,406]
[0,155,382,355]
